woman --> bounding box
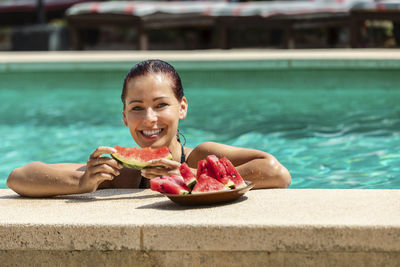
[7,60,291,197]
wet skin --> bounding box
[122,73,188,154]
[6,71,291,197]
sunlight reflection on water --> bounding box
[1,86,399,189]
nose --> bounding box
[143,108,157,125]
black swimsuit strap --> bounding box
[180,142,186,163]
[140,143,185,189]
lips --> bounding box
[141,129,163,137]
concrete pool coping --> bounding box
[1,49,400,73]
[2,48,400,62]
[1,188,399,266]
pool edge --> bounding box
[1,188,399,266]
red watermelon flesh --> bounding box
[191,174,227,194]
[219,157,247,189]
[169,174,191,191]
[150,176,190,195]
[179,162,197,189]
[196,159,214,178]
[206,155,235,189]
[112,146,172,169]
[150,177,163,192]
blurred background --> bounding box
[0,0,399,51]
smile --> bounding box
[141,129,163,137]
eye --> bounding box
[156,103,168,109]
[131,106,144,111]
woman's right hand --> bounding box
[79,146,123,193]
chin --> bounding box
[137,138,165,149]
[133,130,174,148]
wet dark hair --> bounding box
[121,59,184,105]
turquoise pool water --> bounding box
[1,60,399,189]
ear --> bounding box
[179,97,188,120]
[122,108,128,126]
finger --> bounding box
[141,167,169,178]
[90,146,117,159]
[93,172,115,181]
[140,172,158,179]
[148,158,180,169]
[140,172,165,179]
[89,156,123,169]
[91,164,120,177]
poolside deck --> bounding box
[0,188,399,266]
[2,48,400,62]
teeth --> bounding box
[142,129,162,136]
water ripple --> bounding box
[1,86,400,189]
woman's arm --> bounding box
[6,147,123,197]
[7,162,90,197]
[186,142,291,189]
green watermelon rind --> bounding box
[111,153,173,170]
[225,179,235,189]
[234,181,247,189]
[186,178,197,190]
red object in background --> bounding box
[0,0,92,26]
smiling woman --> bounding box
[5,59,291,197]
[121,61,187,153]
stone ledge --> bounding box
[1,189,399,251]
[1,189,399,265]
[2,49,400,73]
[2,49,400,63]
[1,250,400,267]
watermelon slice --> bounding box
[112,145,172,169]
[170,174,191,190]
[196,159,214,178]
[219,157,247,189]
[191,174,228,194]
[179,162,197,189]
[206,155,235,189]
[150,175,190,195]
[149,155,247,196]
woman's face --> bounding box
[123,73,187,148]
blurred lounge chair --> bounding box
[66,1,224,50]
[0,0,92,26]
[65,0,376,50]
[350,0,400,47]
[213,0,374,49]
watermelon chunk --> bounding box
[196,159,214,178]
[150,176,190,195]
[219,157,247,189]
[206,155,235,189]
[170,174,191,190]
[179,162,197,189]
[191,174,227,194]
[112,145,172,169]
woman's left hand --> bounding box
[141,158,181,179]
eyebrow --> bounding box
[128,96,168,105]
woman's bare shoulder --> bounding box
[185,142,229,166]
[186,141,272,166]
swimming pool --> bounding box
[1,59,399,189]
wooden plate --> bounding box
[161,181,254,206]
